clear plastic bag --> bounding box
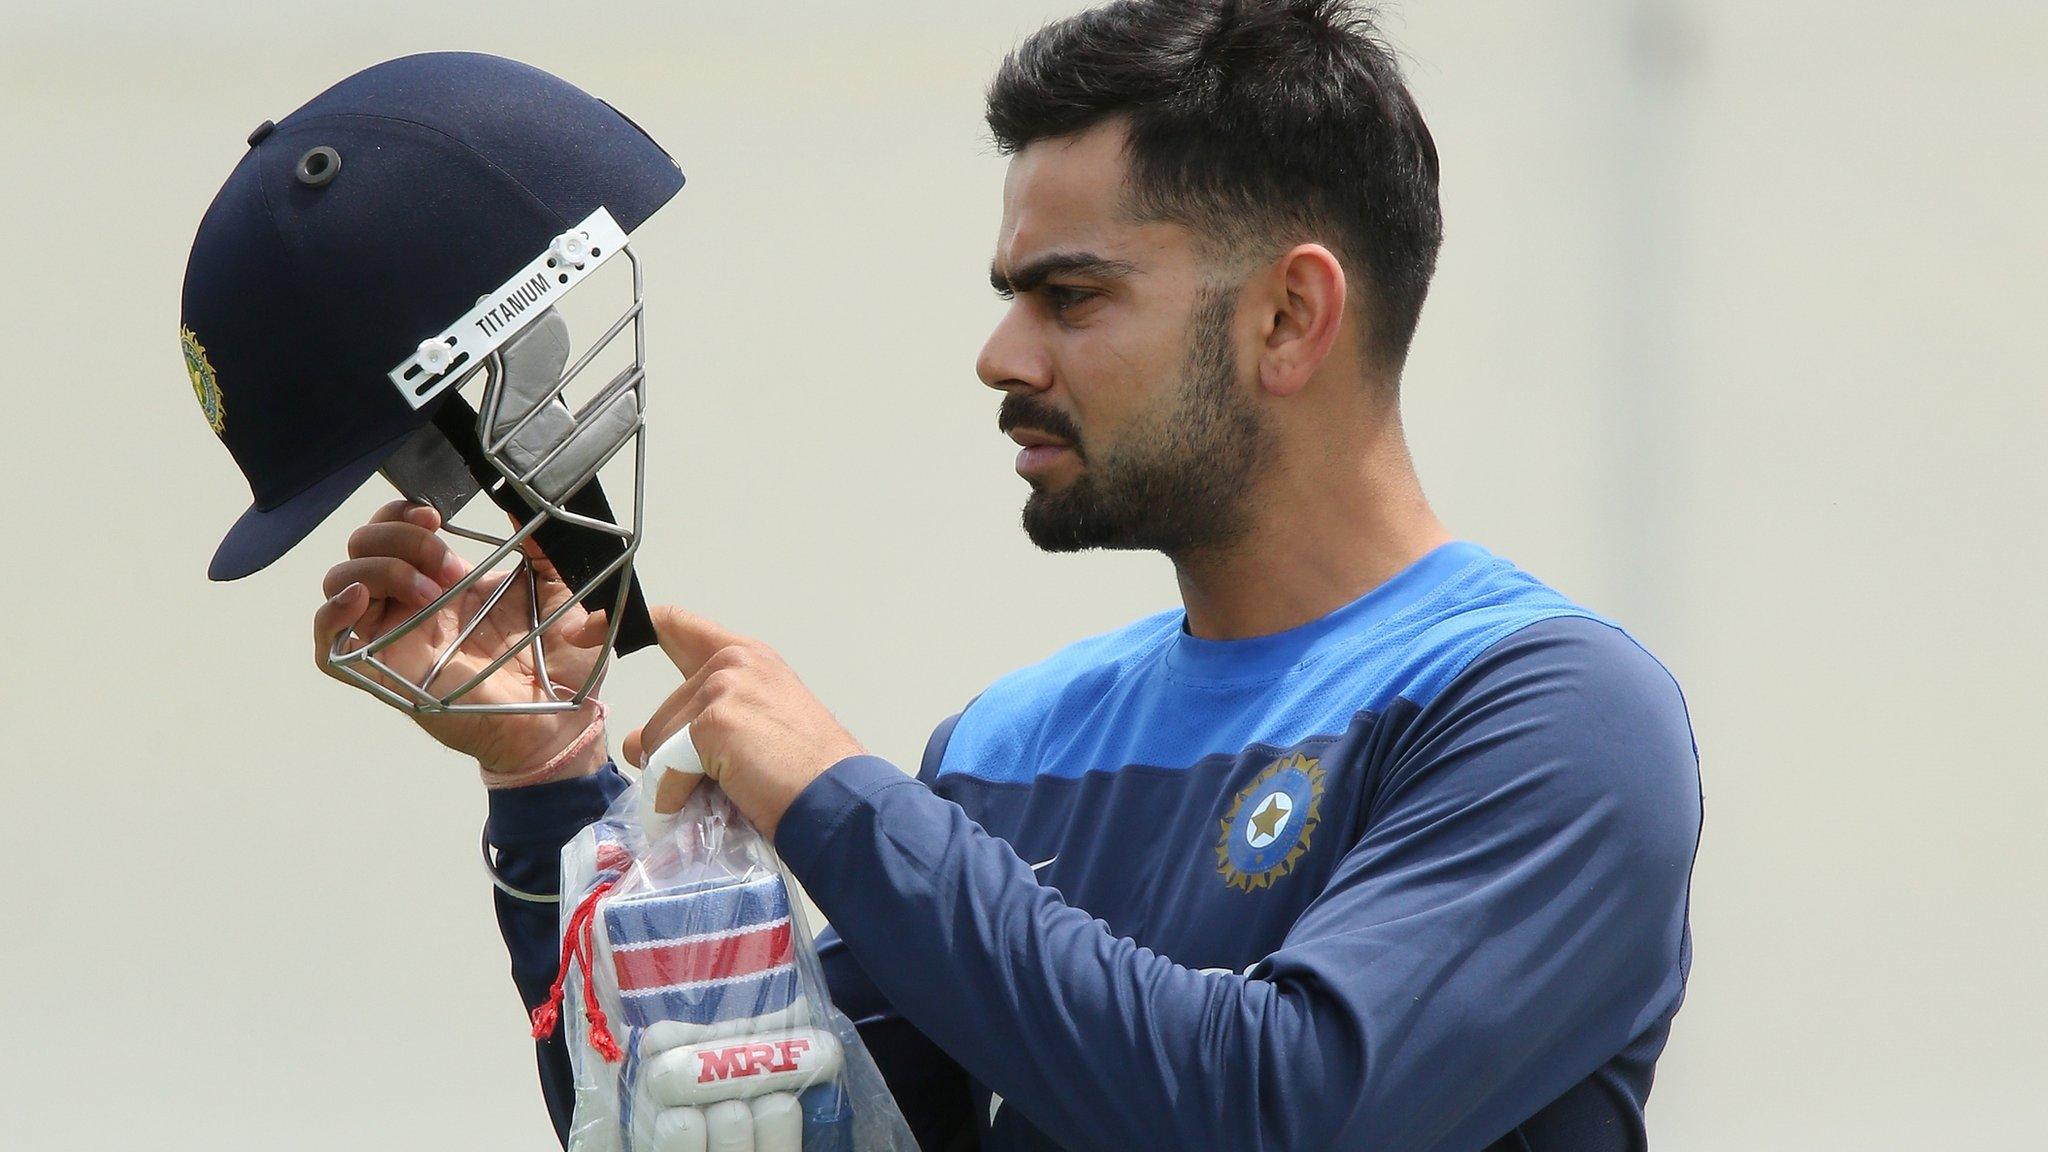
[534,761,917,1152]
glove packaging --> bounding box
[536,764,917,1152]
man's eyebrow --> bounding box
[990,251,1141,294]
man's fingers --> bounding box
[368,499,439,529]
[322,556,446,606]
[504,513,578,598]
[636,724,710,814]
[367,499,417,525]
[648,604,750,676]
[648,755,704,815]
[516,532,571,589]
[621,705,705,769]
[570,609,610,648]
[629,648,740,768]
[518,540,597,640]
[625,611,757,815]
[312,582,370,670]
[347,520,468,587]
[624,725,702,818]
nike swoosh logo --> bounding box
[1030,855,1057,872]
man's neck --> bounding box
[1171,427,1451,642]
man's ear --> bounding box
[1256,243,1347,398]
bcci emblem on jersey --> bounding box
[1216,752,1326,891]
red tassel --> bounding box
[529,905,582,1040]
[529,1000,561,1040]
[571,883,625,1064]
[531,879,616,1048]
[586,1004,624,1063]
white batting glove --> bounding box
[592,866,846,1152]
[628,1000,844,1151]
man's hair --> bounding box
[987,0,1443,366]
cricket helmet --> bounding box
[181,51,684,710]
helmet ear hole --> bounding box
[294,146,341,187]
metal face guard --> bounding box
[326,220,654,715]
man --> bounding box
[320,2,1701,1149]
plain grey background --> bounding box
[1,1,2042,1148]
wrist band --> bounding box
[478,700,609,790]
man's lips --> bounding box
[1015,444,1072,477]
[1006,428,1071,449]
[1008,428,1076,478]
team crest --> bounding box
[1216,752,1325,892]
[181,325,225,436]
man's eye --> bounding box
[1044,286,1095,313]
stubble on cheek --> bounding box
[1019,283,1268,554]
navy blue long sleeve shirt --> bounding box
[488,541,1702,1151]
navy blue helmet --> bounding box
[181,52,684,705]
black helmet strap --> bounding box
[429,394,657,656]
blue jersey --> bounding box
[489,541,1702,1151]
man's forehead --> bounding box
[994,122,1137,269]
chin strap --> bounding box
[431,394,657,655]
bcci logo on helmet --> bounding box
[1216,752,1325,892]
[181,326,225,437]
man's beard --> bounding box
[1011,285,1271,556]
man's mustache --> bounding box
[998,395,1085,458]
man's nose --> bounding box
[976,305,1051,394]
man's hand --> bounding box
[310,500,613,778]
[622,606,864,840]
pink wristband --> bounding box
[479,701,609,790]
